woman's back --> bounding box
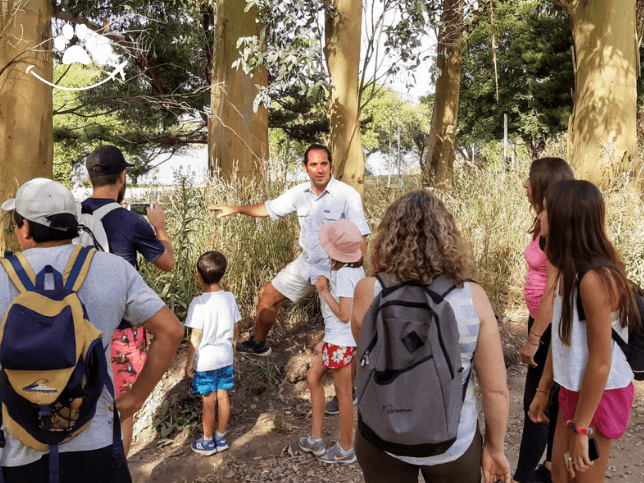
[370,278,480,466]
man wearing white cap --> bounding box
[0,178,183,482]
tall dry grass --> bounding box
[140,154,644,331]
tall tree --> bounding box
[423,0,466,188]
[0,0,53,250]
[555,0,638,187]
[325,0,364,195]
[458,0,574,160]
[209,0,268,182]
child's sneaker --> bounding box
[317,442,357,464]
[299,435,326,456]
[191,437,217,456]
[214,434,229,452]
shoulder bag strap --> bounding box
[92,201,122,220]
[0,254,36,292]
[63,245,96,291]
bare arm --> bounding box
[360,235,368,257]
[115,306,183,420]
[233,323,239,356]
[350,277,376,342]
[520,260,557,367]
[208,203,268,219]
[529,346,555,424]
[147,203,175,272]
[315,275,352,322]
[575,270,614,427]
[185,328,202,378]
[470,283,511,483]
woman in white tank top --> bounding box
[529,180,637,483]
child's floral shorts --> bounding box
[322,343,356,369]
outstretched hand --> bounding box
[208,205,236,218]
[482,445,511,483]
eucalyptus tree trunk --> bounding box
[422,0,465,189]
[558,0,638,188]
[209,0,268,182]
[325,0,364,197]
[0,0,53,251]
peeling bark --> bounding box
[208,0,268,182]
[325,0,364,197]
[0,0,53,250]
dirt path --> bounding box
[128,318,644,482]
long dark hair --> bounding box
[527,157,574,239]
[545,180,638,345]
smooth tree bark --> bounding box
[325,0,364,197]
[209,0,268,182]
[0,0,53,250]
[422,0,465,188]
[557,0,638,188]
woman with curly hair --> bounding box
[351,189,511,483]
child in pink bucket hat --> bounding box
[299,219,365,464]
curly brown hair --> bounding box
[370,189,466,286]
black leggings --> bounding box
[513,317,559,483]
[356,425,483,483]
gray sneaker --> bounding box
[317,442,357,464]
[324,387,357,415]
[299,435,326,456]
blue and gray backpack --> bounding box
[0,245,123,483]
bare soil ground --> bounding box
[128,315,644,483]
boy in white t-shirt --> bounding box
[185,251,241,456]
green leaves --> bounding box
[458,0,574,156]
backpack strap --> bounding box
[62,245,96,291]
[0,253,36,292]
[91,201,122,220]
[575,261,632,360]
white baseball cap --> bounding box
[2,178,78,230]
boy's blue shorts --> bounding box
[191,365,234,395]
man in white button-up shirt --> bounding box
[209,144,370,356]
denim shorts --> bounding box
[191,365,234,394]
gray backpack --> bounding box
[356,273,471,457]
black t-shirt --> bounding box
[81,198,165,268]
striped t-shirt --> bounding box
[372,280,481,466]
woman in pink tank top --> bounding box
[513,158,574,483]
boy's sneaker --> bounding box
[317,442,357,464]
[214,434,229,452]
[237,338,272,356]
[298,435,326,456]
[324,387,357,415]
[532,464,553,483]
[191,437,217,456]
